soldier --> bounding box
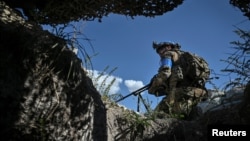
[148,41,210,119]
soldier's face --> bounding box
[157,45,172,56]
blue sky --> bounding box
[46,0,250,112]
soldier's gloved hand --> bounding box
[148,74,164,95]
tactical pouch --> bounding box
[172,65,183,80]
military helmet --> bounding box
[152,41,181,51]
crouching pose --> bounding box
[148,41,210,119]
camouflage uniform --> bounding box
[154,86,206,118]
[148,43,207,119]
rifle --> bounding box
[115,83,151,112]
[115,84,150,102]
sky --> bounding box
[45,0,250,113]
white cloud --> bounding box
[124,80,144,92]
[86,70,123,94]
[86,70,146,96]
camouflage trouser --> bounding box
[154,87,207,119]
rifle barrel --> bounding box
[115,83,150,103]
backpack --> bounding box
[179,51,210,88]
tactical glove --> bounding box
[148,74,168,96]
